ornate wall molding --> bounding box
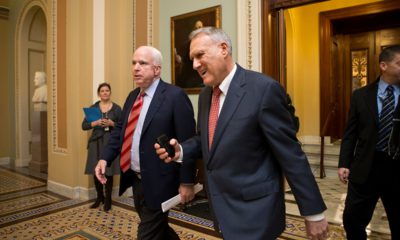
[133,0,136,50]
[50,0,67,153]
[131,0,153,93]
[237,0,262,71]
[147,0,153,45]
[133,0,154,50]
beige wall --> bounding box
[285,0,383,138]
[0,2,10,159]
[47,0,135,197]
[104,0,134,104]
[46,0,92,191]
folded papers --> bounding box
[161,183,203,212]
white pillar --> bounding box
[93,0,105,102]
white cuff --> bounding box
[304,213,325,222]
[174,145,183,163]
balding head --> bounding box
[135,46,163,67]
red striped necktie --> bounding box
[120,92,145,173]
[208,87,222,149]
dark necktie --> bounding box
[377,85,395,151]
[208,87,222,149]
[120,92,145,173]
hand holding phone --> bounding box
[156,134,175,158]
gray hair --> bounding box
[188,27,232,55]
[137,46,163,66]
[151,47,163,66]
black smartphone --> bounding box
[156,134,175,158]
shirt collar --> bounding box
[378,77,399,96]
[143,78,160,98]
[217,64,237,96]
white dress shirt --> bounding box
[131,79,160,172]
[216,64,237,113]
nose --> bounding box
[192,58,201,70]
[133,62,141,71]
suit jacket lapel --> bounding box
[208,66,246,161]
[364,79,379,125]
[141,80,166,135]
[200,87,212,159]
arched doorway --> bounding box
[15,1,48,173]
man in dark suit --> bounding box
[339,45,400,239]
[95,46,196,240]
[156,27,328,240]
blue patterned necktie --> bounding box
[377,85,395,151]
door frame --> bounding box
[261,0,328,87]
[319,1,400,137]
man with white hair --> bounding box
[95,46,196,240]
[156,28,328,240]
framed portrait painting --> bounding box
[171,5,221,94]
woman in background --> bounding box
[82,82,121,212]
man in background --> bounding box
[339,45,400,239]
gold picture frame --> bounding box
[171,5,221,94]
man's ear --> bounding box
[379,61,387,72]
[154,65,161,76]
[220,42,229,57]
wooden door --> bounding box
[336,31,375,139]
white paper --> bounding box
[161,183,203,212]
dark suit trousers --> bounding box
[131,171,179,240]
[343,151,400,240]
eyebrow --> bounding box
[190,50,204,61]
[132,60,150,65]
